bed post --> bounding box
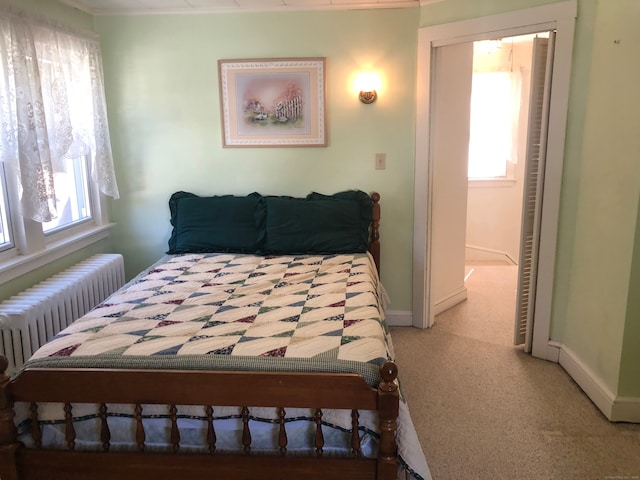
[377,360,399,480]
[370,192,381,275]
[0,356,20,480]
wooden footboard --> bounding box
[0,356,399,480]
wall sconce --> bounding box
[355,72,381,104]
[360,90,377,104]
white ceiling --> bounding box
[58,0,429,16]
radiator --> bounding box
[0,254,125,375]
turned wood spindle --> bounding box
[378,361,400,478]
[241,406,251,454]
[134,403,146,452]
[351,409,362,457]
[98,403,111,452]
[64,403,76,451]
[314,408,324,457]
[170,404,180,453]
[277,407,287,455]
[29,403,42,449]
[206,406,216,454]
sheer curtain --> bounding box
[0,6,119,223]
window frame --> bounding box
[0,158,113,284]
[0,163,14,253]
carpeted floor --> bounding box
[390,264,640,480]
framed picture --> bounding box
[218,57,327,147]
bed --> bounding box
[0,190,431,480]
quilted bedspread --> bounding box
[17,252,432,480]
[26,253,390,383]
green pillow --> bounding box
[307,189,373,241]
[167,191,264,254]
[263,191,371,254]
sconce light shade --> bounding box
[355,72,381,104]
[359,90,377,104]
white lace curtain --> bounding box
[0,7,119,223]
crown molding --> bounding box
[58,0,420,16]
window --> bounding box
[468,72,515,179]
[42,155,92,234]
[468,39,523,181]
[0,7,119,281]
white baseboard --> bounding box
[465,245,517,264]
[559,344,640,423]
[611,396,640,423]
[385,310,413,327]
[546,340,561,363]
[432,286,467,316]
[559,345,616,420]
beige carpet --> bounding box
[390,264,640,480]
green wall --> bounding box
[96,9,419,309]
[561,0,640,397]
[620,194,640,398]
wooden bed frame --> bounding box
[0,192,400,480]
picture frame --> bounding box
[218,57,327,147]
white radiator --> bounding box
[0,254,125,375]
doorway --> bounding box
[465,33,550,350]
[412,1,577,362]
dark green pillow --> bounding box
[307,189,373,244]
[263,192,371,254]
[167,191,264,254]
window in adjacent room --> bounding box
[467,39,522,181]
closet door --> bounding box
[514,33,555,351]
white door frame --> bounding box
[412,0,576,361]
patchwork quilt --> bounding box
[17,253,432,480]
[26,253,390,383]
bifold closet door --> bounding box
[514,33,555,351]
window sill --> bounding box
[0,223,114,284]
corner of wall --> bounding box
[559,344,640,423]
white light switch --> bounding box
[375,153,386,170]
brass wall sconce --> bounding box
[355,72,381,104]
[359,90,377,104]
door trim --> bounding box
[412,1,577,361]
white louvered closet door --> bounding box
[514,33,556,351]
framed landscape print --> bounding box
[218,58,327,147]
